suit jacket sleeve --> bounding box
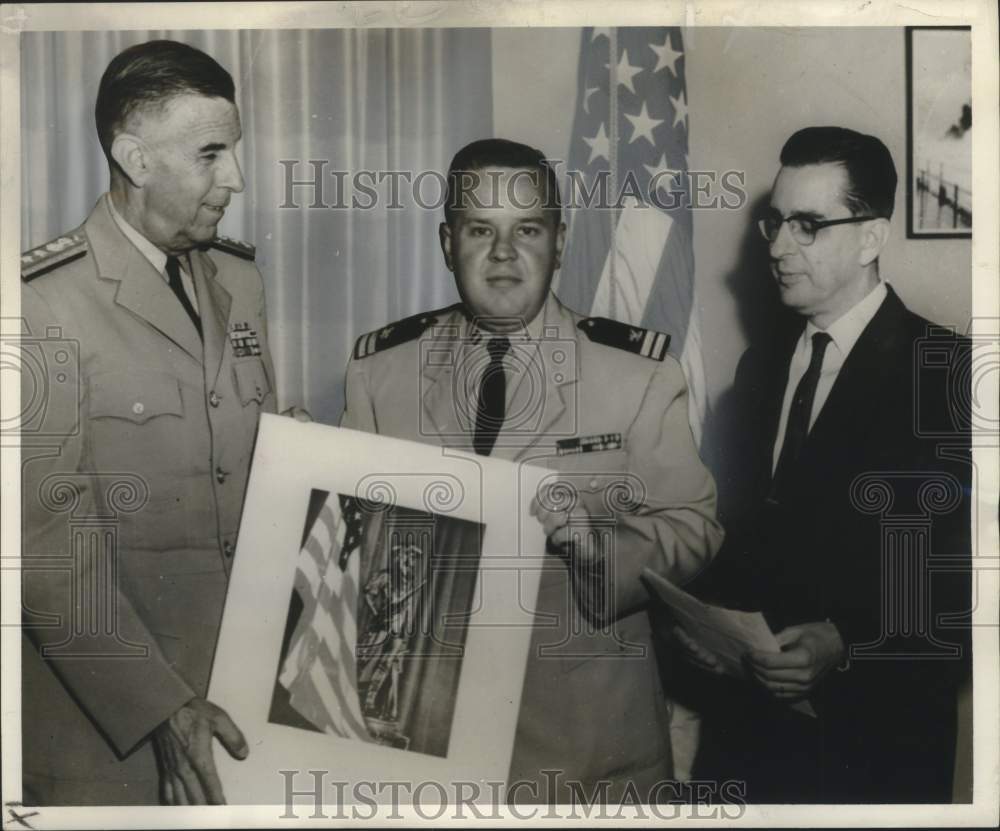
[20,284,196,757]
[684,345,773,611]
[577,356,724,624]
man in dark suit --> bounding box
[678,126,971,803]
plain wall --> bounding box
[493,27,973,405]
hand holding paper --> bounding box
[746,621,846,699]
[643,567,778,677]
[530,481,601,566]
[152,697,248,805]
[673,625,725,676]
[642,568,818,717]
[280,405,313,422]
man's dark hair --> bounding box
[96,40,235,166]
[779,126,897,219]
[444,138,562,226]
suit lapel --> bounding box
[804,289,905,457]
[761,352,793,465]
[190,248,233,389]
[87,198,203,362]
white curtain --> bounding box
[20,29,494,423]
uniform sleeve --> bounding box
[20,284,196,757]
[252,263,279,416]
[576,356,724,624]
[339,355,377,433]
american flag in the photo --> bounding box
[279,494,371,740]
[557,27,708,446]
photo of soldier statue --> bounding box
[358,537,432,750]
[269,490,484,758]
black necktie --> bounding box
[770,331,833,501]
[473,337,510,456]
[165,255,202,339]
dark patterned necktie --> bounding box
[165,255,202,339]
[770,331,833,501]
[473,336,510,456]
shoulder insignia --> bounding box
[21,233,89,282]
[353,309,448,359]
[210,235,256,261]
[577,317,671,361]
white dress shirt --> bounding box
[772,281,888,472]
[106,194,199,312]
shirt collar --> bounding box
[106,193,170,275]
[805,280,887,359]
[463,294,550,344]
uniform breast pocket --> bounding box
[89,371,184,424]
[233,358,271,406]
[546,449,642,519]
[87,371,187,473]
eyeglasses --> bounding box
[757,212,877,246]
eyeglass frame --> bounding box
[757,211,879,246]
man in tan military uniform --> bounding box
[341,139,722,802]
[20,40,275,805]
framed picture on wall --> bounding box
[905,26,972,239]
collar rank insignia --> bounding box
[556,432,624,456]
[228,322,262,357]
[352,304,463,359]
[21,233,89,282]
[578,317,671,361]
[210,236,256,261]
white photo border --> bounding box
[2,1,997,827]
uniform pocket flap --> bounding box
[538,451,644,517]
[546,450,630,491]
[233,359,271,405]
[89,371,183,424]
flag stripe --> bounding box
[557,27,707,445]
[591,198,675,326]
[320,574,359,678]
[312,638,369,737]
[279,493,369,740]
[297,544,323,596]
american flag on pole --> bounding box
[556,27,708,447]
[278,493,371,740]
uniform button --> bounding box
[223,541,234,558]
[132,402,145,415]
[209,390,220,408]
[215,466,228,483]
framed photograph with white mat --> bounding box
[208,414,548,805]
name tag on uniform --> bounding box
[555,432,623,456]
[229,322,262,358]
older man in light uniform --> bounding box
[21,40,277,805]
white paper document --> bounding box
[642,568,817,718]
